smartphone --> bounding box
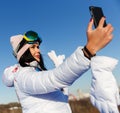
[89,6,107,28]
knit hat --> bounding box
[10,35,31,61]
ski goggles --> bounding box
[23,31,42,44]
[13,31,42,57]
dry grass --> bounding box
[0,102,21,113]
[69,98,120,113]
[69,98,99,113]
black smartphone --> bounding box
[89,6,107,28]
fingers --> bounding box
[98,17,114,40]
[98,17,106,28]
[87,18,93,32]
[106,24,114,34]
[88,17,106,30]
[103,24,114,42]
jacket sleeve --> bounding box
[17,47,90,94]
[90,56,120,113]
[2,64,19,87]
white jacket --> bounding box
[2,47,90,113]
[90,56,120,113]
[48,50,120,113]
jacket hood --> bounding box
[2,64,20,87]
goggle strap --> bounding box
[23,35,30,41]
[15,39,26,53]
[17,44,31,61]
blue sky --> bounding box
[0,0,120,104]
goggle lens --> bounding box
[23,31,42,44]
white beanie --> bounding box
[10,35,31,61]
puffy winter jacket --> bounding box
[2,47,90,113]
[90,56,120,113]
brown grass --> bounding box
[69,98,99,113]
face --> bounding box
[29,43,40,62]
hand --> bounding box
[48,50,65,67]
[86,17,114,55]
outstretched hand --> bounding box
[48,50,65,67]
[86,17,114,55]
